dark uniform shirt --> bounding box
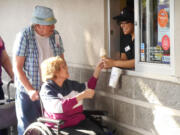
[120,34,134,60]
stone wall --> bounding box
[2,61,180,135]
[68,66,180,135]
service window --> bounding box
[139,0,170,64]
[135,0,174,75]
[107,0,174,74]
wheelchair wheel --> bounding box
[23,122,53,135]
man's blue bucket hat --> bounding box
[32,5,57,25]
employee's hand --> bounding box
[28,90,39,101]
[102,58,115,69]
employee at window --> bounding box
[103,7,134,69]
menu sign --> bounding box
[158,0,170,64]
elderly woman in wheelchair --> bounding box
[24,56,106,135]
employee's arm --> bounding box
[113,59,135,69]
[118,52,135,68]
[103,52,135,69]
[120,53,128,60]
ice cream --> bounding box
[99,48,107,59]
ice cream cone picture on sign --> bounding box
[158,9,168,28]
[99,48,107,59]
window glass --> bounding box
[140,0,170,64]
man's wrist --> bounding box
[27,89,36,96]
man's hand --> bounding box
[28,90,39,101]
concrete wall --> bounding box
[69,67,180,135]
[0,0,106,98]
[1,0,180,135]
[0,0,106,66]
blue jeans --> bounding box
[15,90,41,135]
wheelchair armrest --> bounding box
[83,110,108,116]
[37,117,64,125]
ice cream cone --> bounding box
[100,48,107,59]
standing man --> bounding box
[0,36,14,135]
[102,7,135,69]
[13,5,65,135]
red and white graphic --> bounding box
[162,35,170,51]
[158,9,168,28]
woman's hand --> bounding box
[76,89,95,101]
[83,89,95,99]
[93,61,104,78]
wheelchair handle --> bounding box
[7,80,14,101]
[6,99,15,102]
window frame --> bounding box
[134,0,175,75]
[106,0,176,77]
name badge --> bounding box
[125,45,130,52]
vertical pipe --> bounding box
[107,0,111,58]
[146,0,153,62]
[146,0,150,61]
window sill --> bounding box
[123,68,180,84]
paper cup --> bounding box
[109,67,122,88]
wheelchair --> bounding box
[23,109,115,135]
[0,80,17,135]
